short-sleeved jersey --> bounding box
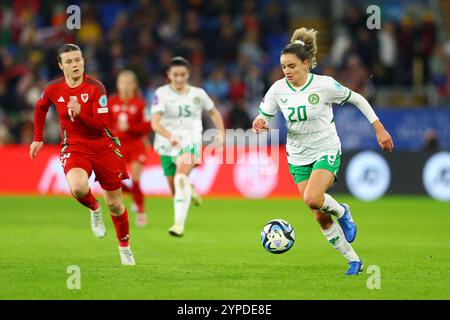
[33,74,120,154]
[151,84,215,156]
[259,73,352,166]
[109,94,151,143]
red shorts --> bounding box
[60,149,129,191]
[121,139,148,164]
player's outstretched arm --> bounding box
[252,116,269,134]
[31,86,52,159]
[29,141,43,159]
[208,108,225,144]
[372,120,394,152]
[347,91,394,152]
[151,112,179,147]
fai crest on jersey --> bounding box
[81,93,89,103]
[193,96,201,105]
[308,93,320,105]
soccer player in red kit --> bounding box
[29,44,135,265]
[109,70,151,227]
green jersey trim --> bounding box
[340,90,352,105]
[285,74,314,92]
[259,107,276,118]
[168,84,191,96]
[300,74,314,91]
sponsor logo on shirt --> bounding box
[97,107,108,114]
[280,98,288,104]
[58,96,65,102]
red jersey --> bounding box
[33,74,120,154]
[109,94,151,143]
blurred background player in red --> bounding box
[29,44,135,265]
[109,70,151,227]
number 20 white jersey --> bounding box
[259,73,353,166]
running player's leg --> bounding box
[169,152,196,237]
[66,167,96,209]
[130,160,147,226]
[307,154,356,242]
[160,155,176,195]
[167,176,175,196]
[102,188,135,265]
[65,160,105,238]
[302,170,362,274]
[160,155,199,204]
[297,180,334,230]
[92,149,134,265]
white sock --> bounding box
[321,223,360,262]
[173,173,192,229]
[321,193,345,218]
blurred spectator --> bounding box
[228,100,251,130]
[338,54,375,103]
[0,0,445,145]
[204,67,229,101]
[429,43,450,106]
[422,128,440,152]
[396,16,415,85]
[377,21,398,85]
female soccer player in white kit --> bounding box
[253,28,394,275]
[151,57,225,237]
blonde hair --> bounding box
[282,27,318,69]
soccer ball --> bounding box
[260,219,295,254]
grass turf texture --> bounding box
[0,195,449,300]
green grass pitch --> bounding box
[0,195,449,300]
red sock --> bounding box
[131,180,144,213]
[111,208,130,247]
[121,183,131,193]
[76,189,99,211]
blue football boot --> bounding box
[345,260,363,275]
[338,203,357,243]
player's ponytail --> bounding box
[281,27,318,69]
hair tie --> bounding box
[294,40,305,46]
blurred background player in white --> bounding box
[151,57,225,237]
[109,70,151,227]
[253,28,394,275]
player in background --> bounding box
[109,70,151,227]
[151,57,225,237]
[30,44,135,265]
[252,28,394,275]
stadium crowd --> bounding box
[0,0,448,145]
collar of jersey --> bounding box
[168,84,190,96]
[285,73,314,92]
